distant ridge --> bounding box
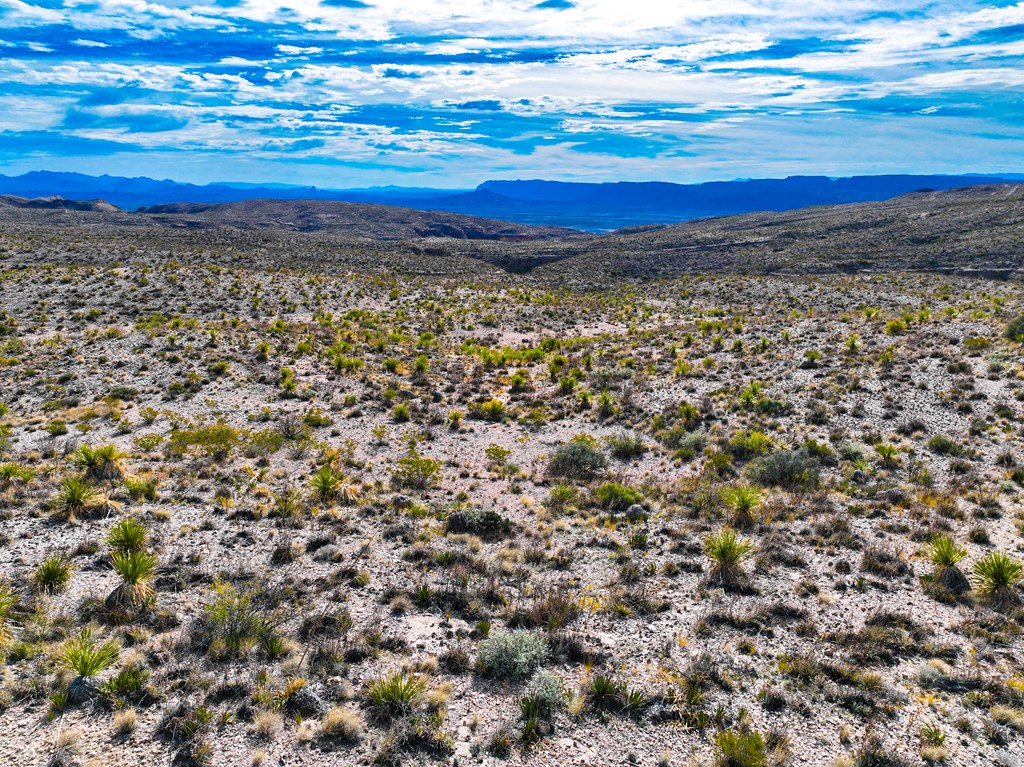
[0,170,1022,231]
[0,195,579,242]
[133,197,579,240]
[0,194,120,212]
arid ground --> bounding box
[1,186,1023,767]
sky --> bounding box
[0,0,1022,187]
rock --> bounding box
[67,676,98,704]
[446,511,470,533]
[313,544,340,562]
[883,488,906,504]
[286,685,330,718]
[624,504,647,522]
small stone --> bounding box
[447,511,471,533]
[624,504,647,522]
[287,686,330,718]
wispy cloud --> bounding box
[0,0,1021,184]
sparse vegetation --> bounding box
[0,190,1022,765]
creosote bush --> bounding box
[547,441,607,479]
[477,630,548,679]
[194,581,282,659]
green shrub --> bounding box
[546,483,580,511]
[885,318,908,335]
[124,475,159,501]
[132,433,164,452]
[0,582,17,645]
[592,482,643,512]
[195,581,281,659]
[99,666,150,706]
[746,449,820,490]
[477,631,548,679]
[605,433,648,460]
[0,462,34,488]
[524,669,567,713]
[392,448,441,489]
[714,729,767,767]
[469,398,508,422]
[926,435,965,457]
[547,441,607,479]
[446,507,513,540]
[660,428,706,460]
[168,421,240,461]
[302,407,333,428]
[1006,315,1024,343]
[726,431,774,460]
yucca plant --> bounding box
[721,484,763,530]
[59,628,119,702]
[705,528,753,590]
[714,728,768,767]
[0,462,34,489]
[0,581,18,645]
[73,444,124,481]
[874,443,901,470]
[53,476,118,523]
[54,476,97,522]
[365,672,426,722]
[587,674,625,710]
[59,629,119,675]
[106,550,158,611]
[928,535,970,594]
[107,517,147,554]
[310,465,341,502]
[972,551,1022,607]
[34,552,74,594]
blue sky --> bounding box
[0,0,1022,186]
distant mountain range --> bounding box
[1,170,1021,231]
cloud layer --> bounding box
[0,0,1022,185]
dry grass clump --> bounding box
[318,707,363,743]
